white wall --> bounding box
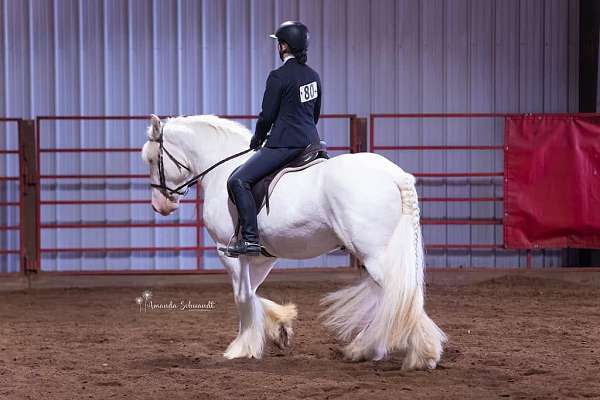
[0,0,579,271]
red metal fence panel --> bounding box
[370,113,600,268]
[369,113,508,259]
[0,118,22,273]
[5,113,598,273]
[35,114,354,273]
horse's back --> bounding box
[257,152,408,258]
[319,152,410,191]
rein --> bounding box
[150,126,252,199]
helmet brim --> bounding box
[269,34,278,39]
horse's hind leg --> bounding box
[249,258,297,349]
[321,252,389,361]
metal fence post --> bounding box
[349,117,367,269]
[350,117,367,154]
[18,119,38,274]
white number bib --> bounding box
[299,81,318,103]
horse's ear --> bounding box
[149,114,161,140]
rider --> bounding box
[224,21,322,257]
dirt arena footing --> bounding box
[2,267,600,291]
[1,268,599,399]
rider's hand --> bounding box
[249,135,262,150]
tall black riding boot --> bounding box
[221,177,261,257]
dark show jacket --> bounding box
[253,58,322,148]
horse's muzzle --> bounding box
[152,204,174,216]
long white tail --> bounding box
[321,173,446,369]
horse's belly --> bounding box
[260,222,340,259]
[257,171,339,259]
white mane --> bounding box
[142,114,251,164]
[168,115,252,140]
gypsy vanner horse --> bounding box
[141,114,446,370]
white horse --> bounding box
[141,114,446,370]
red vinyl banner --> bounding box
[504,115,600,249]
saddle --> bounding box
[228,141,329,215]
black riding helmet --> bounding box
[269,21,309,52]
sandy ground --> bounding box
[0,275,599,399]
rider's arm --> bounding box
[253,71,283,146]
[314,78,321,125]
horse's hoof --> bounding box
[343,343,386,362]
[276,324,292,349]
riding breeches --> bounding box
[227,146,305,242]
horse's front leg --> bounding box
[221,257,266,359]
[249,258,297,350]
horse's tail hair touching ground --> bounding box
[320,171,446,370]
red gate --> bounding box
[7,113,598,272]
[35,114,356,274]
[0,118,22,273]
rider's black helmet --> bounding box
[270,21,309,52]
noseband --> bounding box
[149,125,252,200]
[149,126,193,199]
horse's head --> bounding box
[141,114,192,216]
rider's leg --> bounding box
[225,147,304,256]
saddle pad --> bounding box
[260,157,327,213]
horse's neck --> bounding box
[196,152,248,198]
[181,126,250,196]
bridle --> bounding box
[149,125,252,200]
